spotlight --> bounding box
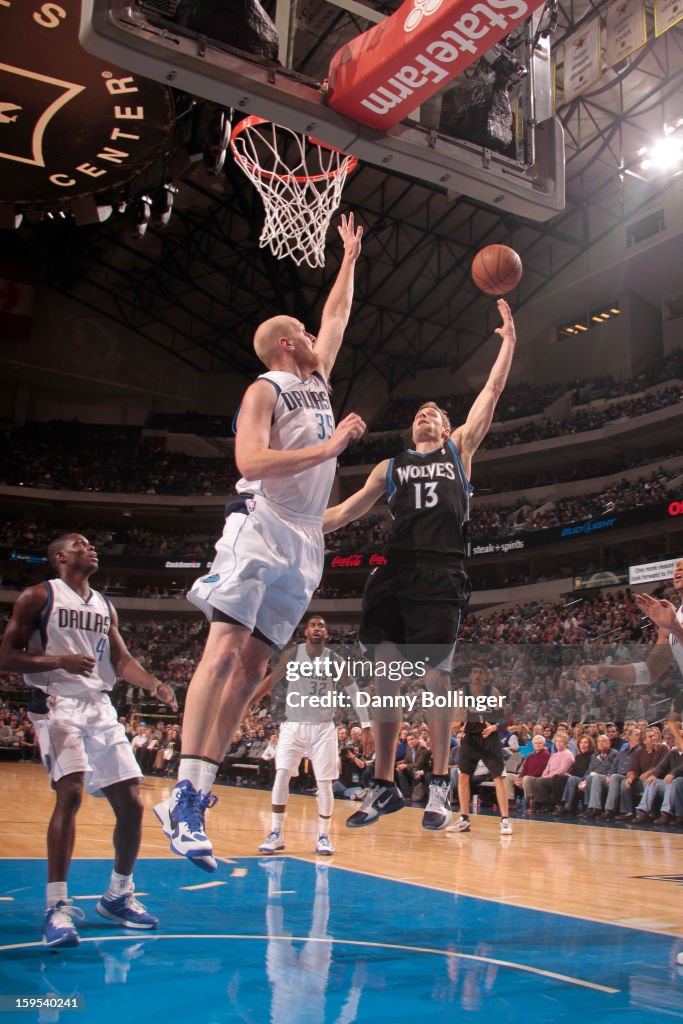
[133,195,152,239]
[631,123,683,179]
[0,206,22,229]
[155,184,178,228]
[647,135,682,171]
[203,108,231,175]
[71,197,112,225]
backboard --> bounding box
[79,0,565,219]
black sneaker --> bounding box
[422,780,453,830]
[346,782,405,828]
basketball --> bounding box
[471,245,523,295]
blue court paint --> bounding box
[0,858,681,1023]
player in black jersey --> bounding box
[323,299,516,832]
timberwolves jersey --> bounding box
[236,369,336,519]
[285,643,343,723]
[23,579,115,697]
[384,438,473,562]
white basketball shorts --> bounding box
[29,692,141,796]
[275,720,339,781]
[187,496,324,648]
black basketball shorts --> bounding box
[359,561,471,663]
[457,730,506,779]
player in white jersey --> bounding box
[0,533,177,949]
[255,616,371,856]
[581,558,683,692]
[582,561,683,969]
[154,214,366,871]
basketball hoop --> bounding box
[230,116,358,268]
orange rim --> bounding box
[230,115,358,183]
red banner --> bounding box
[327,0,542,131]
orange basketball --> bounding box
[471,245,523,295]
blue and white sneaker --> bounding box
[154,780,218,871]
[259,830,285,854]
[43,900,85,948]
[96,890,159,930]
[346,782,405,828]
[315,835,334,856]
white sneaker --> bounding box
[315,835,334,856]
[422,780,453,831]
[259,830,285,854]
[446,816,471,833]
[500,817,513,836]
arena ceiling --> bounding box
[3,1,682,409]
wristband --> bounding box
[633,662,650,685]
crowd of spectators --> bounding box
[1,392,681,497]
[0,422,236,495]
[369,349,683,434]
[0,701,39,761]
[0,459,675,567]
[146,411,232,436]
[481,387,682,450]
[468,467,674,537]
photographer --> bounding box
[333,730,367,800]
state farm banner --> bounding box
[605,0,646,66]
[563,19,601,102]
[654,0,683,35]
[327,0,545,131]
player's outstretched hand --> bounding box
[338,212,363,261]
[153,681,178,712]
[494,299,515,343]
[327,413,366,457]
[634,592,677,632]
[578,664,601,682]
[60,652,96,675]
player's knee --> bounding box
[116,788,144,827]
[56,776,84,813]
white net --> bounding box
[230,116,357,268]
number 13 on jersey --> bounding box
[414,481,439,508]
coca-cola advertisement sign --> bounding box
[327,552,388,570]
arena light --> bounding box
[558,303,619,340]
[632,121,683,178]
[0,206,22,229]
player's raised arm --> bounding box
[580,627,673,687]
[314,213,363,380]
[323,459,389,534]
[235,380,366,480]
[450,299,517,477]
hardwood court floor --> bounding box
[3,764,683,938]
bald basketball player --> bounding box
[154,214,365,870]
